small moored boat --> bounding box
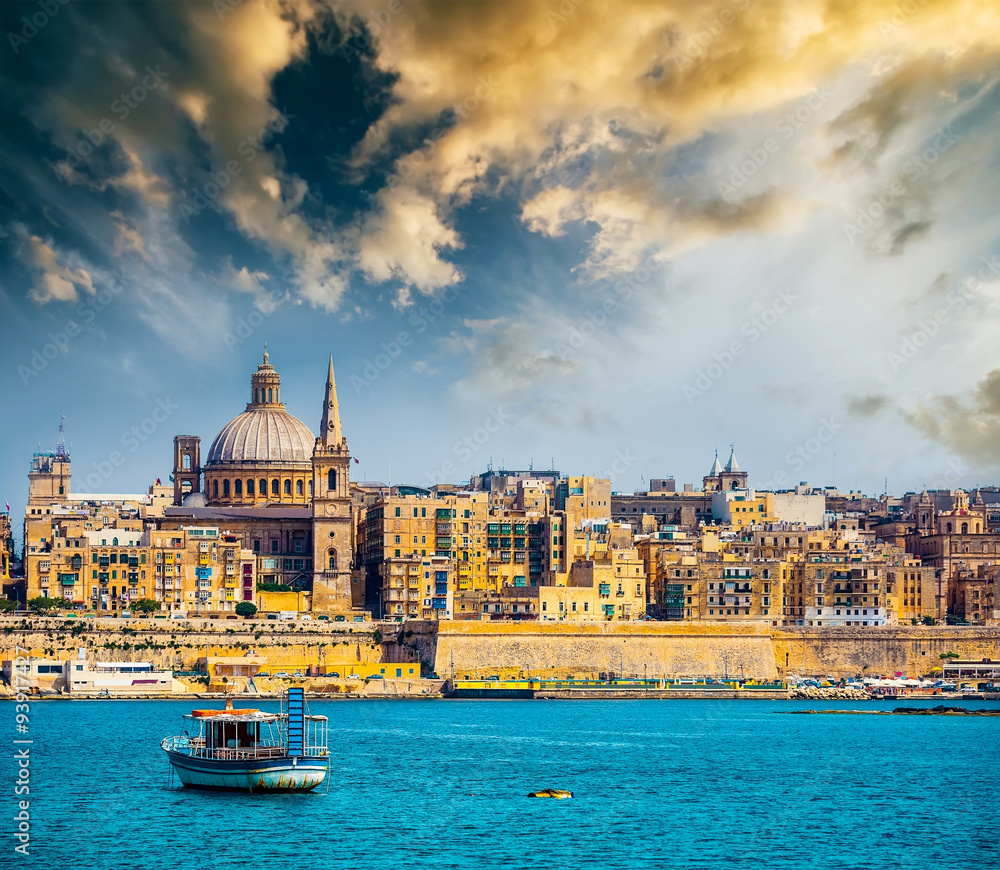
[161,688,328,792]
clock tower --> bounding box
[311,355,354,612]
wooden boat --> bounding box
[161,688,328,792]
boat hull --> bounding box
[165,750,327,792]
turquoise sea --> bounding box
[11,698,1000,869]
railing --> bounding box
[161,736,327,760]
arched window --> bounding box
[259,479,267,497]
[254,388,259,403]
[328,469,337,490]
[328,550,337,571]
[730,480,739,490]
[268,387,272,403]
[183,453,191,470]
[284,479,292,495]
[223,479,231,496]
[946,523,953,534]
[235,479,242,496]
[308,480,313,496]
[961,522,968,534]
[213,480,219,498]
[247,479,254,496]
[113,537,118,546]
[296,480,303,496]
[271,479,279,495]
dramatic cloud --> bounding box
[22,233,95,304]
[904,368,1000,469]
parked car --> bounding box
[293,671,303,677]
[299,614,312,621]
[275,672,289,678]
[225,614,238,620]
[256,672,270,677]
[347,674,361,680]
[317,614,330,621]
[369,674,383,680]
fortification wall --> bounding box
[430,621,1000,680]
[772,626,1000,677]
[432,621,777,680]
[0,617,384,673]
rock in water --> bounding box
[528,788,573,799]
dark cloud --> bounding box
[847,395,890,418]
[904,368,1000,468]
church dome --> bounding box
[205,408,314,466]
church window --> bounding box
[271,479,279,496]
[223,479,230,496]
[213,480,218,498]
[234,480,242,495]
[267,388,272,402]
[183,454,191,470]
[254,388,259,403]
[328,469,337,490]
[296,479,303,496]
[308,480,313,496]
[961,522,968,534]
[284,479,292,495]
[328,550,337,571]
[259,479,266,496]
[247,479,254,496]
[947,523,953,534]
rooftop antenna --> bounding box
[55,412,68,461]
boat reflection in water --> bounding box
[161,688,328,792]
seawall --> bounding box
[425,621,1000,680]
[0,616,387,674]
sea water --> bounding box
[13,698,1000,868]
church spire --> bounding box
[320,354,342,446]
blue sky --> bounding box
[2,0,999,532]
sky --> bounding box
[2,0,999,534]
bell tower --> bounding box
[311,354,354,612]
[172,436,201,505]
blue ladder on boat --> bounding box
[286,687,305,757]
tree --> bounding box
[0,599,17,613]
[28,596,68,612]
[235,601,258,619]
[256,582,292,592]
[132,598,160,615]
[921,615,937,626]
